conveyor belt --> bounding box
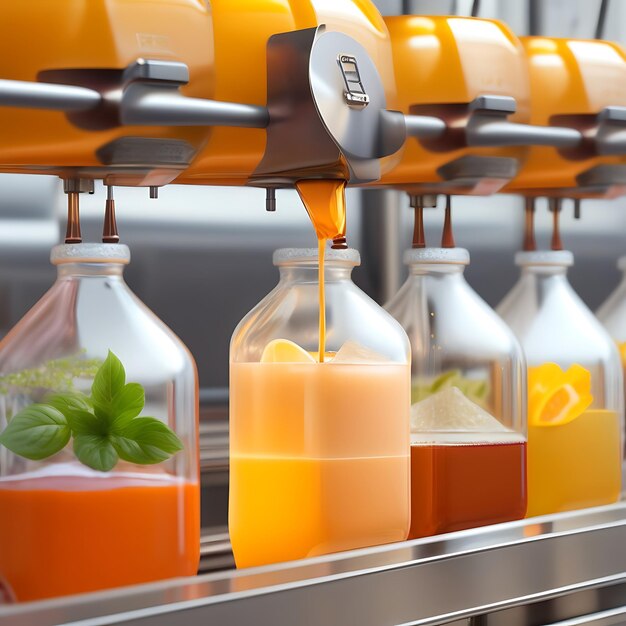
[1,503,624,626]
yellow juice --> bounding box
[527,409,622,516]
[229,361,410,568]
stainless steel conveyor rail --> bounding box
[0,504,624,626]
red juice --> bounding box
[409,440,527,539]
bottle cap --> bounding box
[273,248,361,266]
[515,250,574,267]
[403,247,470,265]
[51,243,131,265]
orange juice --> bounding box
[0,472,200,601]
[527,409,621,516]
[229,361,410,568]
[296,179,347,361]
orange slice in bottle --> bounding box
[528,362,593,427]
[261,339,316,364]
[618,342,626,365]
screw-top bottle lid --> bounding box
[51,243,131,265]
[273,248,361,266]
[515,250,574,267]
[403,247,470,266]
[617,256,626,271]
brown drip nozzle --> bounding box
[549,197,564,251]
[410,195,426,249]
[441,195,455,248]
[523,197,537,252]
[63,179,94,244]
[65,192,82,244]
[102,186,120,244]
[331,236,348,249]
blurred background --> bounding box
[0,0,624,400]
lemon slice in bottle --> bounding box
[528,363,593,427]
[260,339,316,363]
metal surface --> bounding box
[254,27,404,186]
[0,79,101,111]
[546,607,626,625]
[1,504,623,626]
[466,96,582,149]
[405,115,447,139]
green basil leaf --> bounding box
[0,404,70,460]
[73,434,118,471]
[64,409,106,437]
[91,351,125,417]
[45,392,93,416]
[112,417,183,465]
[111,383,145,430]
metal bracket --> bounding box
[465,95,582,148]
[0,59,269,130]
[595,106,626,155]
[119,59,269,128]
[404,94,583,150]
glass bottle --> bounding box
[498,250,623,517]
[229,248,411,568]
[0,244,199,602]
[386,247,527,539]
[597,255,626,490]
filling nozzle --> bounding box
[62,179,93,244]
[102,186,120,244]
[549,198,564,251]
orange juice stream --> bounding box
[296,180,347,362]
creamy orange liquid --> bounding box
[0,474,200,601]
[229,362,411,568]
[296,179,347,362]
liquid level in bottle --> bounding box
[409,437,527,538]
[0,473,200,601]
[527,409,621,516]
[229,361,410,568]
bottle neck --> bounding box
[56,262,127,280]
[407,262,467,278]
[519,264,569,279]
[278,264,354,283]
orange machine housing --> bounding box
[0,0,398,188]
[506,37,626,198]
[178,0,399,186]
[0,0,215,186]
[376,15,531,195]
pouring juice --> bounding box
[229,180,411,567]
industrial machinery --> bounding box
[0,0,623,624]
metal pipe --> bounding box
[595,0,610,39]
[404,115,447,139]
[468,121,582,148]
[0,79,101,111]
[121,91,270,128]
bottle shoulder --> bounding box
[0,276,196,380]
[231,279,410,363]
